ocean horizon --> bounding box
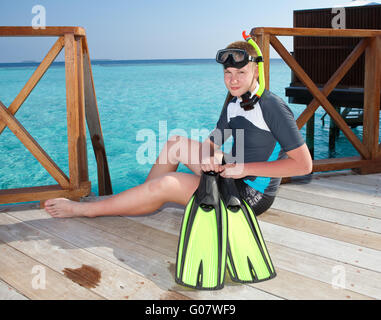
[0,58,284,68]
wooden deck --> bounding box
[0,170,380,300]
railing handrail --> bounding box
[0,26,86,37]
[251,27,381,38]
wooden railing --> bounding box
[251,27,381,174]
[0,27,112,205]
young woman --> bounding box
[44,40,312,218]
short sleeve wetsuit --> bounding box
[209,88,305,215]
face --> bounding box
[223,63,259,97]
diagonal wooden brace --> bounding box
[296,38,370,129]
[269,34,369,159]
[0,101,70,188]
[0,36,65,135]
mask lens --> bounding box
[218,51,230,63]
[231,51,245,63]
[216,49,248,67]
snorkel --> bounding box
[242,30,265,100]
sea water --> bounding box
[0,59,366,195]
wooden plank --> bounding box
[251,27,381,38]
[267,241,380,299]
[7,208,279,300]
[314,171,381,187]
[306,177,380,199]
[125,208,378,299]
[363,36,381,162]
[309,176,380,197]
[277,186,381,219]
[0,240,102,300]
[312,156,364,171]
[0,182,90,205]
[0,26,86,37]
[123,205,184,237]
[261,208,381,250]
[0,37,65,135]
[251,267,371,300]
[296,39,369,129]
[271,198,381,234]
[313,157,381,175]
[65,33,81,190]
[0,212,186,300]
[82,37,112,196]
[279,182,381,208]
[0,101,70,188]
[269,35,369,159]
[261,221,381,273]
[0,279,28,300]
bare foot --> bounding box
[44,198,92,218]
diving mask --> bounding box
[216,48,262,69]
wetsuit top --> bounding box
[209,86,305,196]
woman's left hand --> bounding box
[220,163,247,179]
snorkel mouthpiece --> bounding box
[240,91,255,111]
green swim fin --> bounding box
[175,171,227,290]
[220,177,276,283]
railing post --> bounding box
[76,36,89,184]
[361,36,381,173]
[65,33,81,192]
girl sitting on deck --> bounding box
[44,40,312,218]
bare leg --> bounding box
[44,172,200,218]
[44,136,213,218]
[145,135,204,182]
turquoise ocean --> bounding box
[0,59,365,195]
